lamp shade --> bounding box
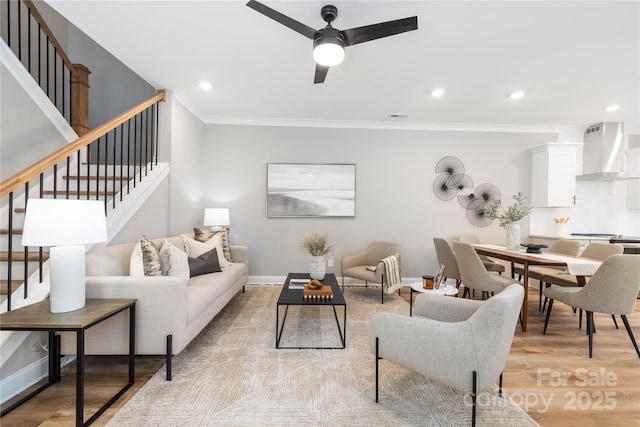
[22,199,108,247]
[313,40,345,66]
[203,208,230,227]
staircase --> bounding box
[1,0,169,404]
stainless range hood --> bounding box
[576,122,639,181]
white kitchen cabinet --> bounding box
[627,148,640,209]
[530,143,582,207]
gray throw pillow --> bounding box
[188,248,222,277]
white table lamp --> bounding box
[203,208,230,231]
[21,199,107,313]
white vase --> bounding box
[506,222,521,251]
[309,255,326,280]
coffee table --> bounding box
[409,282,459,316]
[276,273,347,349]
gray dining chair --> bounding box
[513,239,581,312]
[543,255,640,358]
[433,238,462,290]
[456,234,506,274]
[452,241,519,300]
[540,242,624,314]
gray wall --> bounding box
[0,62,70,180]
[202,124,556,279]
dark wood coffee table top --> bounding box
[278,273,346,306]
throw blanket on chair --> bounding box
[379,255,402,294]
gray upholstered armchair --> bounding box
[371,284,524,426]
[341,241,401,303]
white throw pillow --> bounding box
[129,241,144,276]
[159,240,190,279]
[182,234,231,268]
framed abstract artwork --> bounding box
[266,163,356,218]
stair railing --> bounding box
[1,0,90,134]
[0,90,166,311]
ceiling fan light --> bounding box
[313,39,345,66]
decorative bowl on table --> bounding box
[520,243,548,254]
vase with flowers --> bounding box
[482,192,533,251]
[300,232,335,280]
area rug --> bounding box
[106,285,538,426]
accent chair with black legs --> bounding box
[341,241,401,303]
[371,284,524,427]
[543,254,640,358]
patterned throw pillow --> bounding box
[140,236,162,276]
[194,227,232,263]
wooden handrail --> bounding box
[23,0,76,74]
[0,90,166,197]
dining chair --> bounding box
[452,241,519,300]
[433,238,462,290]
[512,239,581,312]
[456,234,506,274]
[540,242,624,314]
[543,255,640,358]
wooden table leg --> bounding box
[522,263,529,332]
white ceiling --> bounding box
[47,0,639,131]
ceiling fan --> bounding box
[246,1,418,84]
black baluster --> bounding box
[7,192,13,311]
[53,164,57,199]
[23,182,29,299]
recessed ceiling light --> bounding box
[509,91,526,100]
[199,81,213,91]
[431,88,445,97]
[604,105,620,112]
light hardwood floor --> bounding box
[1,284,638,426]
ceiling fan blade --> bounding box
[341,16,418,46]
[314,64,330,84]
[246,1,317,39]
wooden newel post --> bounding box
[71,63,91,136]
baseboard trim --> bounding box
[247,275,423,286]
[0,356,48,404]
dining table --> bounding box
[472,244,602,332]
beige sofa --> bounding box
[61,235,249,379]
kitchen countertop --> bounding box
[528,234,612,241]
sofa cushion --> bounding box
[188,248,222,277]
[183,235,231,268]
[159,240,190,278]
[194,227,232,262]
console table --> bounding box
[0,298,136,426]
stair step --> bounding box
[42,190,117,196]
[0,252,49,261]
[0,228,23,235]
[0,280,23,295]
[64,175,131,181]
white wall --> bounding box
[202,124,555,279]
[0,62,70,180]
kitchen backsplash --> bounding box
[529,180,640,236]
